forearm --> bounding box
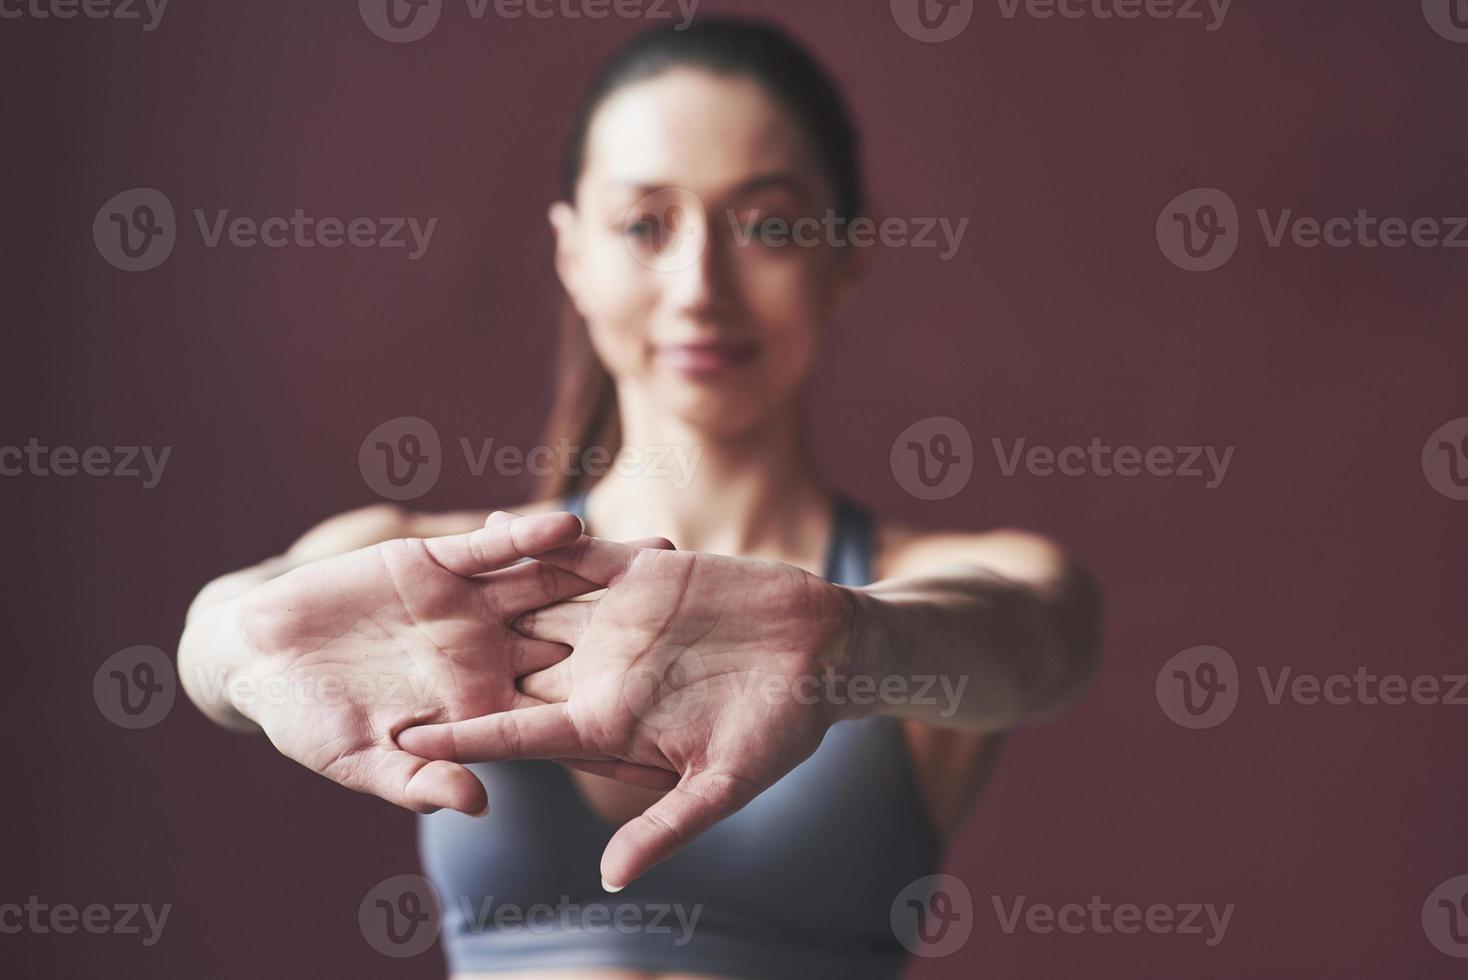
[832,562,1102,731]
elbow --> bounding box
[1022,553,1104,722]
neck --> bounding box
[582,386,835,563]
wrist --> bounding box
[817,584,890,724]
[179,596,262,732]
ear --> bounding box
[547,200,584,311]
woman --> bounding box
[177,17,1101,979]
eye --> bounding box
[624,214,658,240]
[733,208,795,245]
[756,216,792,238]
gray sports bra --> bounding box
[419,494,944,978]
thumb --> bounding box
[599,769,759,890]
[420,511,581,577]
[333,746,489,817]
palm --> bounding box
[560,552,839,784]
[224,512,593,814]
[400,541,854,883]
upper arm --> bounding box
[878,525,1078,597]
[878,524,1103,829]
[284,504,414,562]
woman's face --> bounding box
[549,67,863,438]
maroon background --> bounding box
[4,1,1466,977]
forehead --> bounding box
[580,68,822,198]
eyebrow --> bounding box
[612,172,815,202]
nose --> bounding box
[662,206,735,323]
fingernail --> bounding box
[601,877,624,893]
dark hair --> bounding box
[537,16,865,500]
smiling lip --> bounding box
[655,341,759,376]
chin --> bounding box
[658,382,773,439]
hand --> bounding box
[213,511,602,816]
[398,537,859,888]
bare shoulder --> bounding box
[873,519,1076,594]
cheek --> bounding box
[740,250,840,383]
[577,234,658,376]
